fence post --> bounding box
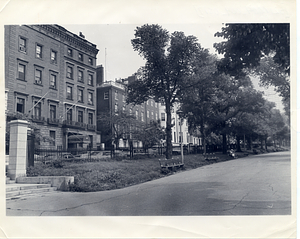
[7,120,29,180]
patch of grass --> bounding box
[27,149,285,192]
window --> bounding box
[78,53,83,61]
[18,63,26,81]
[49,131,56,146]
[16,98,25,113]
[19,37,26,53]
[50,105,56,119]
[122,105,126,112]
[78,110,83,123]
[88,74,93,85]
[36,44,42,58]
[50,50,57,64]
[78,88,83,102]
[141,112,144,122]
[50,74,56,89]
[66,108,72,121]
[115,103,118,113]
[151,100,153,107]
[33,101,41,118]
[88,92,93,105]
[147,110,149,118]
[161,113,165,121]
[88,113,93,125]
[35,69,42,85]
[155,112,158,120]
[151,111,154,119]
[135,111,138,120]
[66,86,73,100]
[67,66,73,79]
[115,90,118,100]
[78,70,83,82]
[104,91,109,99]
[67,48,73,57]
[88,58,93,65]
[123,94,126,103]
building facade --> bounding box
[159,103,201,146]
[5,25,99,150]
[96,73,160,148]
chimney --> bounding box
[79,32,85,38]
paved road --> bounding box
[6,151,291,216]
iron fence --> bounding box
[32,143,239,165]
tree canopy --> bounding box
[214,23,290,76]
[214,23,290,117]
[127,24,212,159]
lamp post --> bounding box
[177,110,184,164]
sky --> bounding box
[63,23,224,81]
[63,23,285,112]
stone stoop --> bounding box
[6,184,57,200]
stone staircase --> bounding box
[6,183,57,200]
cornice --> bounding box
[26,25,99,55]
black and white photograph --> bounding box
[1,0,297,238]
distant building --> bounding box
[159,103,201,146]
[96,73,160,148]
[5,24,99,150]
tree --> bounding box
[214,23,290,76]
[251,56,290,116]
[214,24,290,114]
[132,120,165,153]
[97,111,136,150]
[127,24,207,159]
[180,54,218,154]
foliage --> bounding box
[214,23,290,76]
[128,24,212,158]
[132,120,165,151]
[250,56,290,115]
[6,112,54,148]
[97,110,137,147]
[214,24,290,117]
[181,68,266,154]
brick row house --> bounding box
[96,72,160,149]
[5,25,99,150]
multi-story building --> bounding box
[96,71,160,148]
[5,24,99,150]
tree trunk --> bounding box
[129,139,133,159]
[260,137,264,149]
[265,137,268,150]
[247,136,252,150]
[165,101,172,159]
[222,133,227,154]
[236,135,242,152]
[200,125,207,154]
